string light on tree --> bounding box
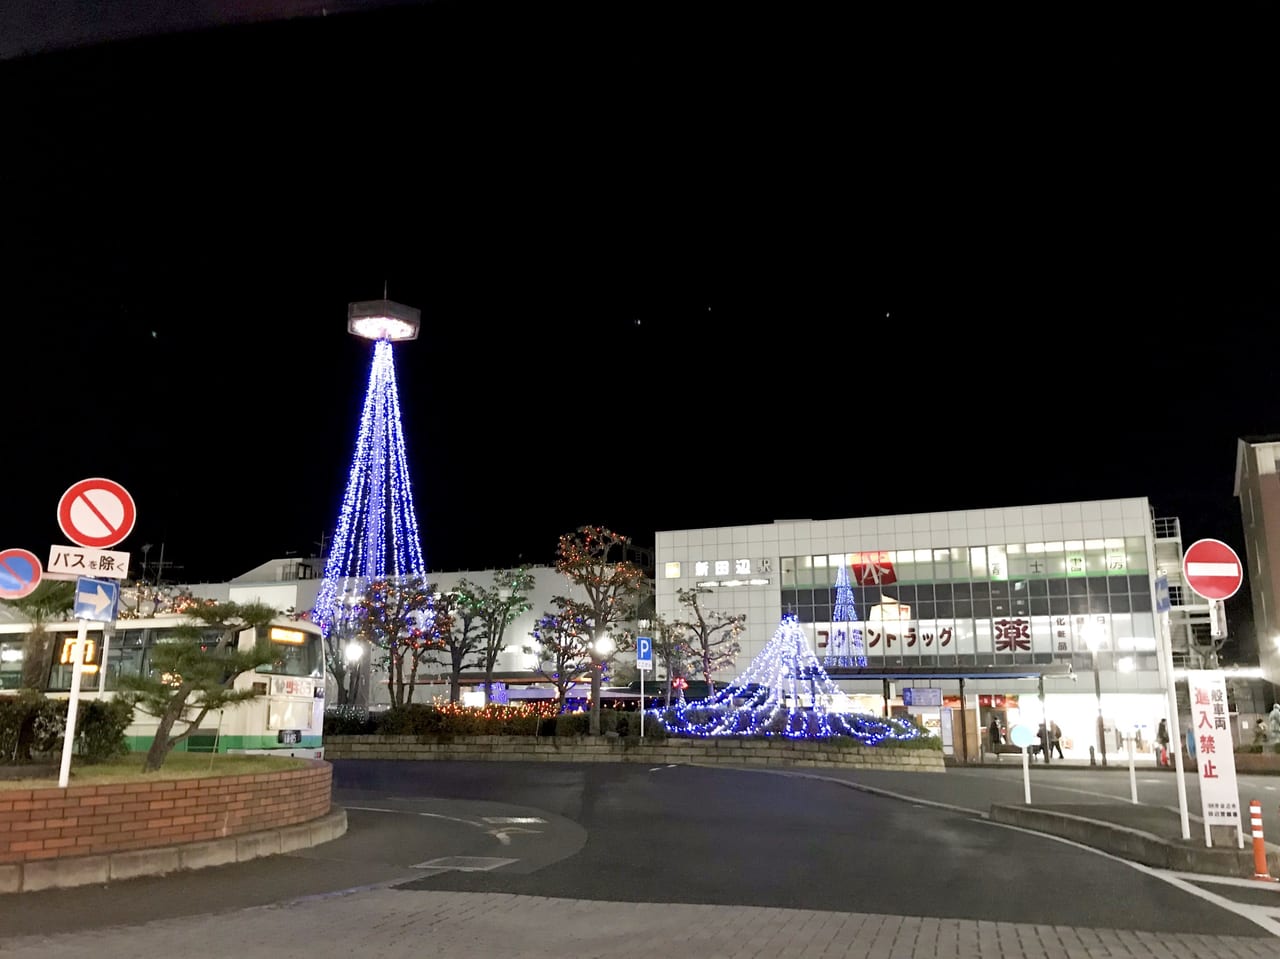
[827,563,866,668]
[651,612,922,745]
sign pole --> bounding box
[640,668,645,739]
[1161,610,1191,838]
[57,620,88,789]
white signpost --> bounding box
[59,576,120,788]
[1186,669,1244,848]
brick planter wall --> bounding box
[325,735,945,772]
[0,759,332,867]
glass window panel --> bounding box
[1126,537,1149,574]
[1006,543,1027,576]
[1131,590,1153,612]
[1069,595,1091,615]
[1064,541,1087,577]
[969,547,987,579]
[1068,576,1090,595]
[1029,579,1049,596]
[1109,595,1131,612]
[1030,597,1050,616]
[1049,596,1070,615]
[1085,539,1108,574]
[987,545,1009,581]
[781,557,796,588]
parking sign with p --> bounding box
[636,635,652,671]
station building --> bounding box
[653,497,1248,762]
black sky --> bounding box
[1,2,1276,595]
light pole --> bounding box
[1085,622,1107,767]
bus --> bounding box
[0,614,326,758]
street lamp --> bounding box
[1084,622,1107,767]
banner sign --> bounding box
[1186,669,1242,832]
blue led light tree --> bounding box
[312,301,428,686]
[826,563,866,668]
[651,611,922,744]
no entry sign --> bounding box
[1182,538,1244,601]
[57,477,136,549]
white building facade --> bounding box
[654,498,1199,763]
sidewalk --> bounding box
[768,758,1280,879]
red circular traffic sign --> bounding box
[57,477,137,549]
[0,548,42,600]
[1182,538,1243,601]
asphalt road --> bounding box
[0,759,1272,944]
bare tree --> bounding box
[475,566,536,703]
[554,526,646,736]
[672,586,744,693]
[431,580,487,702]
[531,606,594,713]
[651,615,692,708]
[353,575,444,706]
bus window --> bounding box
[103,628,147,690]
[255,626,322,678]
[0,641,23,690]
[46,629,104,691]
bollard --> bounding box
[1089,745,1096,767]
[1249,800,1276,882]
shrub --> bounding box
[76,697,133,762]
[324,704,380,735]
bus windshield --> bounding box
[255,626,323,678]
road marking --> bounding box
[343,804,543,845]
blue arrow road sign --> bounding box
[636,636,652,670]
[75,576,119,623]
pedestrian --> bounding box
[1036,721,1049,761]
[1050,720,1064,759]
[1185,724,1196,761]
[1156,718,1171,766]
[988,716,1002,752]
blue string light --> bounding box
[313,338,427,638]
[825,563,867,668]
[650,612,921,745]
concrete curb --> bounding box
[988,803,1280,878]
[0,806,347,894]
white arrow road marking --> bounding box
[343,804,543,845]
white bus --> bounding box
[0,614,326,758]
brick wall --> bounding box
[325,735,945,772]
[0,760,331,865]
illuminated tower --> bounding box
[312,299,427,652]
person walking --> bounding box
[1050,720,1064,759]
[1156,718,1171,767]
[1036,721,1049,762]
[988,716,1002,753]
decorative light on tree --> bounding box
[651,612,922,744]
[827,563,866,668]
[312,300,427,643]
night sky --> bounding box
[2,2,1276,632]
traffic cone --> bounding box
[1249,800,1276,882]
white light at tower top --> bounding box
[348,299,421,341]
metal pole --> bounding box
[958,678,967,763]
[1094,650,1107,767]
[1127,732,1138,803]
[640,667,645,738]
[58,620,88,789]
[1039,676,1050,765]
[1160,608,1191,838]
